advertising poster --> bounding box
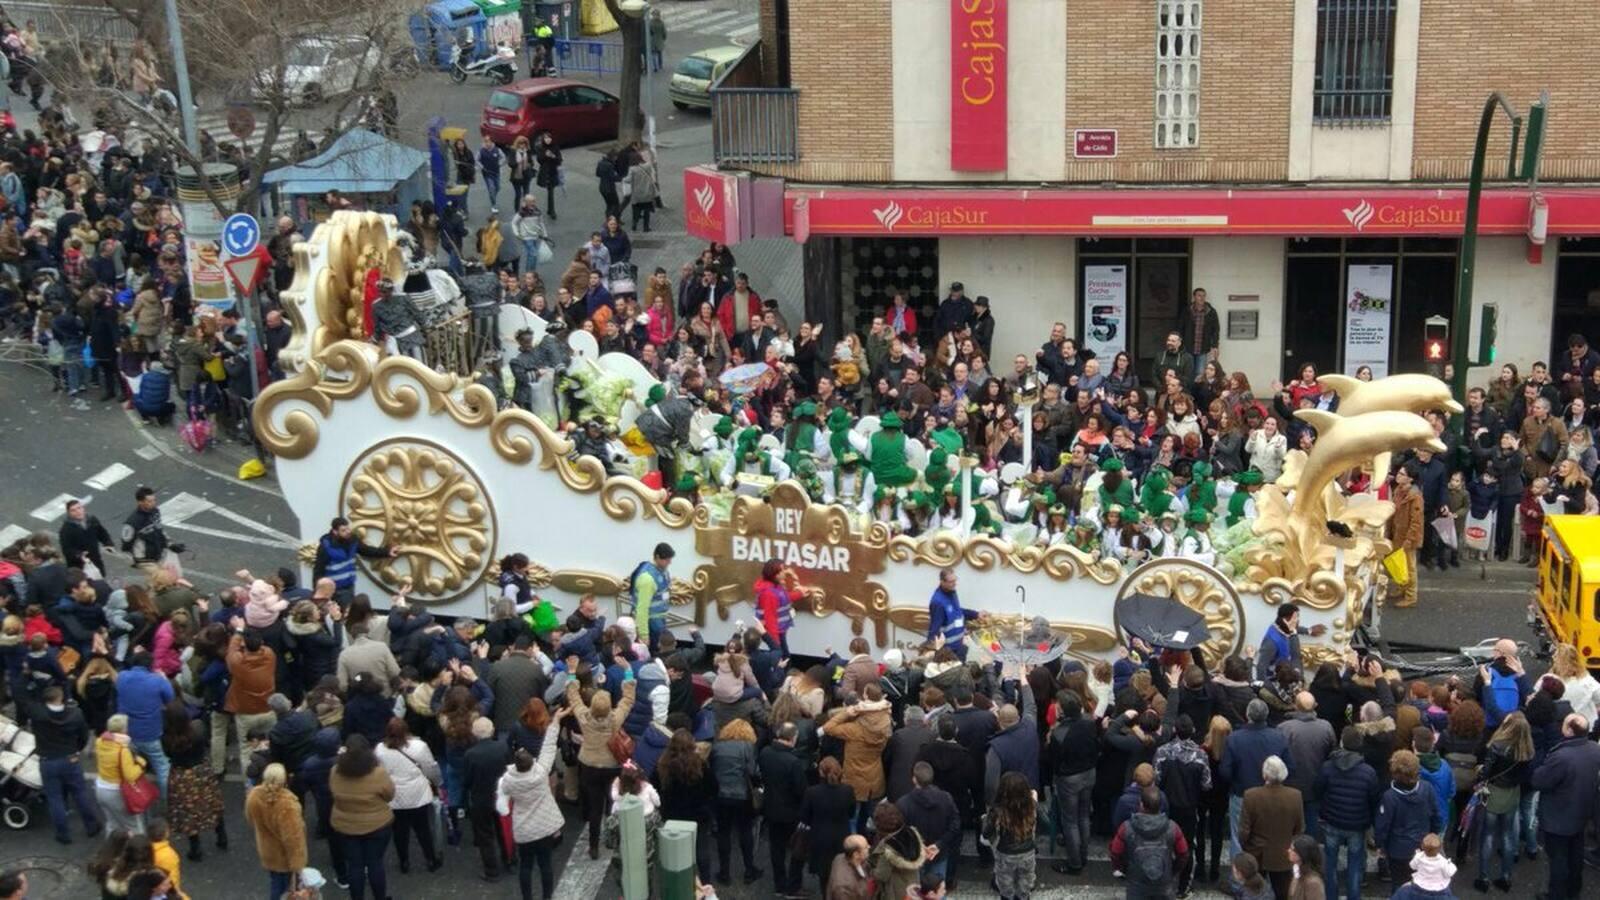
[1345,264,1394,378]
[1083,264,1127,361]
[185,236,232,308]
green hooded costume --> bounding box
[1138,467,1175,520]
[826,406,856,463]
[869,411,919,487]
[1096,458,1135,513]
[928,423,966,457]
[1189,460,1218,517]
[1226,469,1264,527]
[785,400,821,473]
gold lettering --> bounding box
[971,19,994,40]
[961,76,995,105]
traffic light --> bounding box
[1478,304,1498,364]
[1424,316,1449,364]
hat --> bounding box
[975,295,989,308]
[1032,491,1052,506]
[646,384,666,407]
[795,456,818,477]
[1234,469,1265,486]
[826,406,852,430]
[1105,504,1124,518]
[674,473,700,492]
[1185,508,1212,526]
[793,400,817,418]
[1048,503,1067,516]
[881,410,903,429]
[1099,458,1124,473]
[949,281,964,291]
[714,415,734,438]
[839,450,861,466]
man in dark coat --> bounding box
[897,761,961,886]
[486,636,548,737]
[1221,699,1290,852]
[58,498,113,576]
[757,722,810,897]
[1529,713,1600,900]
[884,706,935,802]
[461,717,513,881]
[1314,727,1380,900]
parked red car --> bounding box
[480,78,620,147]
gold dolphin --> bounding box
[1318,374,1461,486]
[1290,409,1446,523]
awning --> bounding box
[777,186,1600,239]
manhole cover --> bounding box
[0,855,92,898]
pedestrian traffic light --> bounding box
[1478,304,1498,364]
[1423,316,1449,364]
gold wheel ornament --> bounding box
[341,440,496,600]
[1115,557,1245,665]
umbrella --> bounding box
[719,362,778,397]
[1118,593,1211,650]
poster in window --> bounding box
[1083,265,1127,362]
[1344,264,1393,378]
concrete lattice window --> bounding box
[1154,0,1201,149]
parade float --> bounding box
[259,211,1455,669]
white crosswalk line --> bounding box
[84,462,135,491]
[0,524,31,546]
[659,6,721,26]
[167,520,298,550]
[728,23,760,40]
[159,491,216,525]
[135,445,162,461]
[207,504,299,545]
[29,493,80,522]
[549,839,612,899]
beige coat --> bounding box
[822,699,892,801]
[567,678,636,769]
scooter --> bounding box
[449,41,517,85]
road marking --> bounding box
[168,520,298,550]
[29,492,80,522]
[728,23,760,40]
[660,6,720,26]
[0,524,31,546]
[549,840,611,900]
[122,407,285,499]
[160,491,216,524]
[135,445,162,461]
[684,9,747,29]
[84,462,135,491]
[208,503,300,545]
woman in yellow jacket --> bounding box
[95,713,148,834]
[148,819,190,900]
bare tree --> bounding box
[36,0,413,214]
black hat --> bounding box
[949,281,964,291]
[975,295,989,308]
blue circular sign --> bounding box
[222,213,260,257]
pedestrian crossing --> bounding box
[655,1,762,44]
[193,110,303,161]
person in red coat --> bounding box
[716,273,762,341]
[754,559,804,657]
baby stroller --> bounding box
[0,715,42,829]
[607,261,638,299]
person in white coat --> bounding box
[1244,417,1289,484]
[499,706,569,900]
[375,717,443,873]
[1179,509,1217,566]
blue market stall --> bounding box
[259,129,431,230]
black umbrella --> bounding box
[1118,592,1211,650]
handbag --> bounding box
[748,776,764,812]
[203,355,226,382]
[279,871,316,900]
[787,822,811,858]
[1536,426,1559,463]
[121,772,159,815]
[607,728,635,765]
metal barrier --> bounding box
[11,1,138,44]
[553,39,623,76]
[710,87,800,165]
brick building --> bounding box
[689,0,1600,392]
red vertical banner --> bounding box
[950,0,1007,171]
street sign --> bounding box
[224,245,271,296]
[222,213,260,257]
[1074,129,1118,158]
[226,105,256,141]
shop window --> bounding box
[1314,0,1397,123]
[1553,241,1600,362]
[1078,239,1190,376]
[840,238,940,337]
[1154,0,1201,148]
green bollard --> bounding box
[658,819,699,900]
[615,794,649,900]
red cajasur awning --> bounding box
[777,187,1600,238]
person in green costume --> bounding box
[928,418,966,456]
[701,414,737,483]
[721,426,791,486]
[794,455,827,503]
[868,410,919,487]
[1226,469,1264,527]
[673,471,700,503]
[784,400,826,473]
[924,447,954,494]
[1096,457,1135,515]
[1138,467,1175,521]
[1189,459,1218,518]
[826,405,862,464]
[1179,508,1217,565]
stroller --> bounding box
[0,715,41,829]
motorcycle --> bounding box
[449,41,517,85]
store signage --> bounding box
[1344,264,1394,378]
[683,166,740,246]
[950,0,1007,171]
[1074,129,1117,158]
[784,188,1600,238]
[1082,265,1127,361]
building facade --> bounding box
[690,0,1600,392]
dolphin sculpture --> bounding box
[1290,409,1446,523]
[1318,373,1461,485]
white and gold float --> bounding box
[261,212,1445,668]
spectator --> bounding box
[244,763,308,900]
[1285,834,1324,900]
[1222,700,1290,854]
[1528,713,1600,900]
[758,721,811,896]
[94,713,148,834]
[1375,749,1443,886]
[1110,784,1189,900]
[1238,755,1303,898]
[1277,691,1335,837]
[566,670,636,859]
[800,756,857,896]
[820,682,894,835]
[374,717,442,875]
[329,734,396,900]
[462,716,513,881]
[1314,727,1380,900]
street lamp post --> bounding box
[618,0,658,154]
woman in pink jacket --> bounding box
[151,610,193,677]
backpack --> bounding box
[1486,668,1521,727]
[1124,818,1176,888]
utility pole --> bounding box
[1450,91,1546,402]
[163,0,200,155]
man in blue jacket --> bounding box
[1374,750,1442,886]
[1530,713,1600,900]
[1315,727,1381,900]
[115,650,174,798]
[926,568,982,661]
[1220,699,1289,856]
